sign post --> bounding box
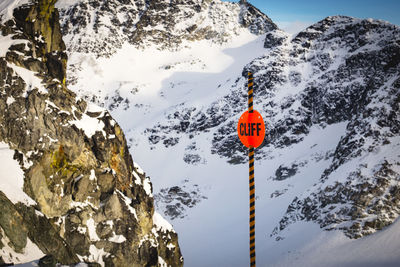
[237,72,265,267]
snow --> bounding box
[70,113,105,138]
[85,245,110,267]
[89,169,96,181]
[0,142,36,205]
[146,122,347,267]
[6,96,15,105]
[45,100,60,111]
[166,243,175,250]
[0,232,44,265]
[86,218,100,241]
[108,233,127,243]
[70,198,97,211]
[63,30,343,266]
[77,226,87,234]
[65,32,264,122]
[134,162,144,175]
[0,0,31,24]
[142,177,153,197]
[104,219,127,243]
[270,218,400,267]
[153,211,174,233]
[139,233,158,248]
[43,133,58,144]
[133,170,141,185]
[117,190,138,220]
[158,256,168,267]
[8,63,47,96]
[87,102,106,114]
[55,0,82,9]
[0,35,29,57]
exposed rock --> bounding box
[264,30,287,48]
[270,189,288,198]
[0,192,28,254]
[155,182,207,220]
[239,1,277,35]
[274,164,298,181]
[38,255,57,267]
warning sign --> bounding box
[237,110,265,148]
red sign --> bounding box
[237,110,265,148]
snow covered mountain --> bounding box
[4,0,399,266]
[0,0,182,266]
[57,0,276,56]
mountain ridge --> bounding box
[56,0,277,57]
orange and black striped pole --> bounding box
[238,72,264,266]
[248,72,256,266]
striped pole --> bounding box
[248,72,256,267]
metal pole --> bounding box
[248,72,256,267]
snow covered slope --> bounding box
[0,0,30,24]
[270,217,400,267]
[0,143,45,264]
[57,0,400,265]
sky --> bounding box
[232,0,400,34]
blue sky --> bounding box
[232,0,400,34]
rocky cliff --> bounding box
[0,0,182,266]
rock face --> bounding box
[56,0,277,56]
[0,0,182,266]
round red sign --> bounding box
[237,110,265,148]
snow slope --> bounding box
[64,33,399,266]
[0,142,36,205]
[0,143,44,263]
[0,0,30,24]
[0,238,44,265]
[64,25,282,267]
[270,218,400,267]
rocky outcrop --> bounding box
[239,0,277,35]
[0,0,182,266]
[11,0,67,83]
